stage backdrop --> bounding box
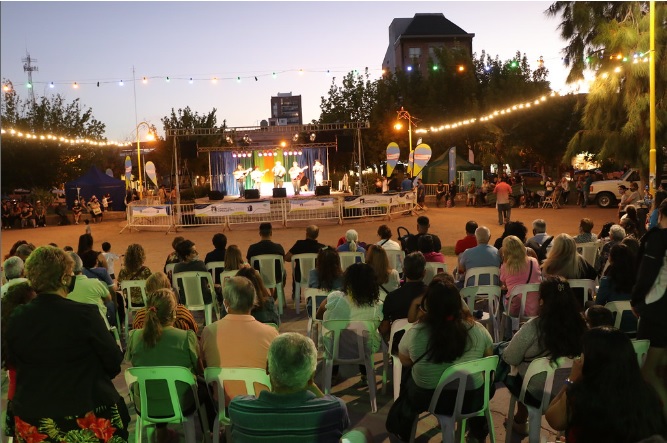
[210,147,327,196]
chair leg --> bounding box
[366,359,377,413]
[505,396,517,443]
[295,282,301,314]
[486,408,497,443]
[183,415,197,443]
[527,408,542,443]
[381,342,389,395]
[205,306,212,326]
[212,417,220,443]
[435,415,456,443]
[276,286,285,315]
[393,357,402,400]
[409,416,420,443]
[323,360,333,394]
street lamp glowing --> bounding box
[394,123,403,130]
[395,107,419,176]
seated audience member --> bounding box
[224,245,246,271]
[201,276,279,404]
[493,221,529,250]
[101,242,120,281]
[454,220,478,256]
[405,216,442,254]
[620,218,641,258]
[204,233,227,264]
[527,219,550,247]
[546,327,667,442]
[76,233,108,270]
[126,288,213,442]
[284,225,325,262]
[458,226,501,285]
[596,224,625,275]
[336,229,366,254]
[418,234,445,263]
[542,234,597,282]
[229,333,351,442]
[647,190,667,230]
[173,239,213,305]
[503,277,586,435]
[67,252,116,328]
[389,280,493,441]
[308,248,344,291]
[380,252,427,341]
[164,236,185,273]
[366,245,401,295]
[117,243,153,307]
[1,256,28,298]
[376,224,401,250]
[235,266,279,325]
[246,222,285,261]
[500,235,542,318]
[584,305,614,328]
[595,244,637,330]
[15,243,35,263]
[131,271,198,333]
[573,218,597,244]
[4,240,27,261]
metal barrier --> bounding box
[284,197,342,225]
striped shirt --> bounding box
[132,304,199,333]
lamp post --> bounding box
[394,107,419,176]
[135,121,154,199]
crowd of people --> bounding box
[3,201,667,443]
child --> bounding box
[84,219,91,235]
[102,242,120,281]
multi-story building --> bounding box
[382,13,475,76]
[269,92,303,126]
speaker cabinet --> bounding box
[315,186,330,196]
[209,190,225,201]
[272,187,287,198]
[244,189,260,199]
[179,140,198,159]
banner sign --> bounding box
[386,143,400,177]
[343,192,413,208]
[193,201,271,216]
[124,156,132,188]
[145,161,157,186]
[131,205,170,217]
[288,198,335,211]
[448,147,457,183]
[412,144,432,177]
[408,151,414,176]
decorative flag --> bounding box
[145,161,158,187]
[105,168,113,177]
[412,144,432,178]
[448,147,457,183]
[124,156,132,188]
[386,143,400,177]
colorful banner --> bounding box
[124,156,132,188]
[131,205,170,217]
[448,147,457,183]
[193,201,271,216]
[289,198,335,211]
[343,193,413,208]
[145,161,157,187]
[412,143,432,178]
[408,151,414,176]
[386,143,400,177]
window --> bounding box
[408,47,421,59]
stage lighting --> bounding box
[310,133,316,142]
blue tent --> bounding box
[65,166,126,210]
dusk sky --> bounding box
[1,1,572,142]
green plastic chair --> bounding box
[204,367,272,443]
[410,355,499,443]
[631,338,650,367]
[205,261,226,285]
[124,366,206,443]
[120,279,148,341]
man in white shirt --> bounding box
[66,252,115,328]
[1,256,28,298]
[288,162,307,195]
[272,161,287,188]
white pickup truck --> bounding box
[588,168,641,208]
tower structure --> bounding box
[22,52,38,108]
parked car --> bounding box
[588,168,640,208]
[518,171,544,186]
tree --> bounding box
[548,1,667,173]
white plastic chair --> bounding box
[173,271,216,325]
[384,318,413,400]
[322,320,381,413]
[304,288,327,342]
[291,253,318,314]
[338,251,365,271]
[576,243,598,267]
[631,339,650,367]
[505,356,574,443]
[460,285,501,342]
[204,367,272,443]
[250,254,286,315]
[463,266,500,288]
[385,249,405,274]
[165,262,177,282]
[120,279,148,340]
[504,283,541,339]
[568,278,596,308]
[605,300,637,333]
[410,355,499,443]
[423,262,448,285]
[124,366,207,443]
[206,261,226,285]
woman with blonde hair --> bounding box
[501,235,542,317]
[542,234,596,280]
[366,244,400,294]
[117,243,152,306]
[132,272,198,333]
[224,245,246,271]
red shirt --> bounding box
[494,181,512,204]
[455,235,478,255]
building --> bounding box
[269,92,303,126]
[382,13,475,77]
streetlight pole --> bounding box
[135,121,153,199]
[396,107,418,176]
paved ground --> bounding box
[1,201,618,442]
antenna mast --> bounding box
[22,52,38,108]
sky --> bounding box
[1,1,572,142]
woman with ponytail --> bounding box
[336,229,366,254]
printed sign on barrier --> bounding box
[131,206,170,217]
[289,198,335,211]
[194,201,271,216]
[343,194,394,208]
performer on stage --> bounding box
[250,166,268,190]
[288,162,308,195]
[233,164,251,196]
[313,159,324,187]
[272,161,286,188]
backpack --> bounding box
[397,226,416,254]
[526,236,554,264]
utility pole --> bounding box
[22,52,38,108]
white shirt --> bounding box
[376,239,401,251]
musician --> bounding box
[250,167,267,190]
[313,159,324,187]
[288,162,308,196]
[272,161,286,188]
[234,164,251,196]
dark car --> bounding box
[518,171,544,186]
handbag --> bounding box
[386,348,430,441]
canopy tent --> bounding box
[420,152,482,184]
[65,166,126,210]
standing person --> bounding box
[448,180,458,207]
[289,162,307,196]
[435,180,447,207]
[101,242,120,281]
[158,185,167,204]
[466,178,477,206]
[169,187,177,204]
[416,178,426,208]
[5,246,130,442]
[234,164,250,196]
[272,161,286,188]
[560,176,570,205]
[582,171,593,208]
[494,178,513,225]
[313,159,324,187]
[250,167,267,191]
[401,175,413,192]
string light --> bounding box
[72,82,78,89]
[1,127,132,147]
[142,77,148,84]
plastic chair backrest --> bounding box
[605,300,633,329]
[292,253,318,286]
[506,283,541,323]
[165,263,177,280]
[568,279,596,308]
[218,270,237,289]
[173,271,214,310]
[304,288,328,319]
[206,261,226,285]
[204,367,272,425]
[338,251,365,271]
[120,279,148,310]
[576,243,598,267]
[388,318,412,355]
[124,366,197,424]
[519,356,574,413]
[250,254,285,290]
[428,355,499,418]
[464,266,500,287]
[384,249,405,273]
[322,320,374,364]
[423,262,448,285]
[631,339,650,367]
[460,285,501,317]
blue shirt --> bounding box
[459,244,501,285]
[401,178,413,191]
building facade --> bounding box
[269,92,303,126]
